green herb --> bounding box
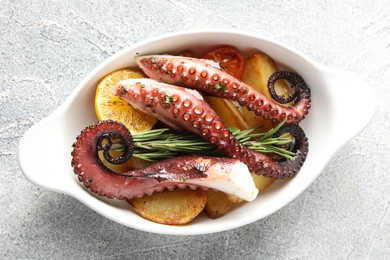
[165,94,173,104]
[215,82,228,92]
[122,120,294,161]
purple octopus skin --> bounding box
[113,79,309,178]
[135,55,311,125]
[71,120,258,201]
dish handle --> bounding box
[319,66,376,148]
[18,111,75,194]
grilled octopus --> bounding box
[113,78,308,178]
[71,54,310,201]
[136,55,311,124]
[71,120,258,201]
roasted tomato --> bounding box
[202,46,245,79]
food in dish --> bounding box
[136,55,311,124]
[113,78,308,178]
[71,46,311,224]
[94,69,157,134]
[71,120,258,201]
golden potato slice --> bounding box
[226,194,244,204]
[242,52,291,101]
[205,96,250,207]
[241,52,292,132]
[205,190,232,219]
[128,189,207,225]
[226,174,276,202]
[205,96,249,130]
[251,173,275,192]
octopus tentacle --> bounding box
[71,120,258,201]
[268,71,304,104]
[113,79,308,178]
[135,55,311,124]
[271,124,309,178]
[96,130,134,165]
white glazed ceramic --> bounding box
[18,30,375,235]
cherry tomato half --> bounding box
[202,46,245,79]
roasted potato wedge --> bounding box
[205,190,233,219]
[225,174,275,202]
[226,194,244,204]
[239,52,297,191]
[205,96,250,207]
[251,173,275,192]
[128,189,208,225]
[241,52,292,132]
[205,96,248,130]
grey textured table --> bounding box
[1,1,389,259]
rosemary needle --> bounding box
[126,120,294,161]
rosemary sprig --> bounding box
[128,120,295,161]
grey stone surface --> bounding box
[1,0,389,259]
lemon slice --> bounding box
[95,68,157,134]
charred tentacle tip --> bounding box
[273,124,309,178]
[267,71,308,104]
[96,129,134,165]
[273,124,302,153]
[73,120,134,167]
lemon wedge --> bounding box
[94,68,157,134]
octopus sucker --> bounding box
[113,79,309,178]
[135,55,311,124]
[71,120,259,201]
